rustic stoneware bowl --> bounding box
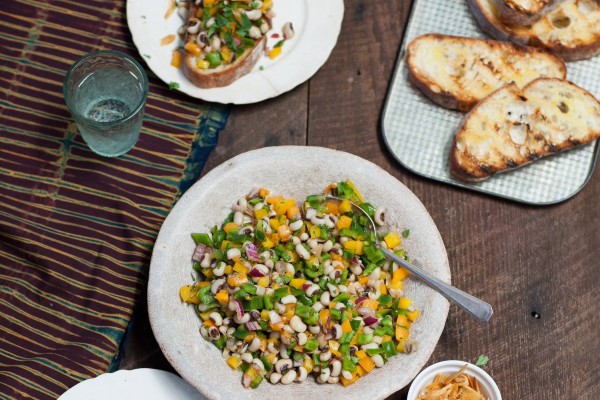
[148,146,451,400]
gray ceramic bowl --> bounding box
[148,146,450,400]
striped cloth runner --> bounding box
[0,0,229,398]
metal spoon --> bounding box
[322,196,493,323]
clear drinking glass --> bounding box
[63,50,149,157]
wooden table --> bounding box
[120,1,600,399]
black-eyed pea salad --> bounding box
[179,180,419,388]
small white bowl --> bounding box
[407,360,502,400]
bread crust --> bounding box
[496,0,552,26]
[469,0,600,61]
[182,36,266,89]
[406,34,566,112]
[450,78,600,181]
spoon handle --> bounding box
[382,249,493,323]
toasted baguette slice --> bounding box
[450,78,600,181]
[407,34,566,112]
[469,0,600,61]
[496,0,554,26]
[182,1,270,89]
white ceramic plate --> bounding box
[58,369,205,399]
[127,0,344,104]
[407,360,502,400]
[148,146,451,400]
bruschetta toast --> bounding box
[469,0,600,61]
[450,78,600,181]
[407,34,566,112]
[181,0,273,88]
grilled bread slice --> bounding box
[450,78,600,181]
[469,0,600,61]
[496,0,554,26]
[407,34,566,112]
[182,0,272,88]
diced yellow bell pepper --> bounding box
[184,41,201,57]
[395,325,409,341]
[309,225,321,239]
[260,309,270,320]
[262,238,274,249]
[392,267,410,284]
[341,374,359,386]
[257,276,269,287]
[290,278,307,289]
[259,188,270,198]
[254,208,268,220]
[227,355,242,369]
[398,297,412,309]
[384,232,402,250]
[266,195,284,205]
[319,309,330,326]
[338,200,352,214]
[396,314,409,328]
[269,46,282,59]
[170,49,182,68]
[379,283,388,295]
[274,199,295,216]
[160,34,176,46]
[223,222,238,234]
[355,364,367,377]
[287,206,300,220]
[269,218,280,229]
[337,215,352,230]
[303,356,314,373]
[233,262,248,274]
[341,319,352,334]
[179,285,200,304]
[215,289,229,306]
[361,299,379,309]
[325,201,339,215]
[358,275,369,285]
[223,265,233,275]
[343,240,364,255]
[406,309,419,322]
[358,356,375,373]
[196,59,210,70]
[220,46,231,63]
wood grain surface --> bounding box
[120,1,600,399]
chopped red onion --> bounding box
[234,300,244,319]
[301,283,312,290]
[192,243,208,262]
[246,321,261,331]
[364,316,378,326]
[248,267,265,278]
[355,296,368,305]
[244,243,262,262]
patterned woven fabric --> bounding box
[0,1,228,398]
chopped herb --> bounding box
[402,229,410,238]
[475,354,489,367]
[250,1,260,8]
[168,81,180,90]
[141,15,146,19]
[236,13,253,38]
[143,54,151,59]
[274,39,285,48]
[259,66,264,71]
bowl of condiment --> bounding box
[407,360,501,400]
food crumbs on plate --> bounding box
[164,0,176,19]
[417,365,488,400]
[259,66,264,71]
[268,46,282,59]
[180,180,419,388]
[161,34,176,46]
